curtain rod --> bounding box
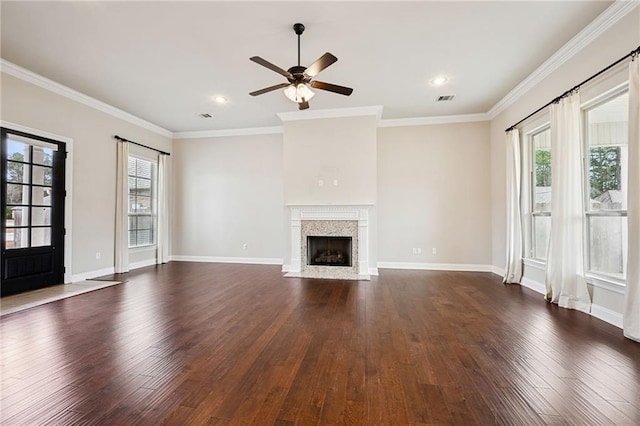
[505,45,640,133]
[114,135,170,156]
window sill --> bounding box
[129,244,156,254]
[586,273,626,295]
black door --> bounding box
[1,128,66,297]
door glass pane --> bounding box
[31,186,52,206]
[533,215,551,260]
[32,146,54,166]
[7,184,28,205]
[32,207,51,226]
[6,139,30,162]
[5,207,29,227]
[5,228,29,249]
[589,216,627,278]
[6,161,29,183]
[32,165,52,186]
[32,227,51,247]
[586,93,628,211]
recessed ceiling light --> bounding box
[430,76,448,86]
[213,96,228,104]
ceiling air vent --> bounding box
[436,95,455,102]
[199,113,213,118]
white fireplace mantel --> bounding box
[286,205,372,279]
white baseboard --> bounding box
[369,267,379,276]
[71,266,115,283]
[171,255,283,265]
[376,262,493,272]
[491,265,506,277]
[130,258,157,270]
[591,304,623,329]
[521,277,546,295]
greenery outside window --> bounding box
[530,126,551,260]
[584,90,628,280]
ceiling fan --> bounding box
[249,23,353,110]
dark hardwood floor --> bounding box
[1,262,639,425]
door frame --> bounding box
[1,121,73,284]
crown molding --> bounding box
[378,113,490,128]
[1,59,173,138]
[487,0,639,119]
[277,105,383,123]
[173,126,284,139]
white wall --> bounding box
[0,72,172,279]
[378,122,492,267]
[172,134,284,261]
[490,8,640,320]
[283,115,377,205]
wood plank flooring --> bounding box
[1,262,639,425]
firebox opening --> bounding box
[307,236,352,267]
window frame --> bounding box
[582,85,629,282]
[127,154,157,249]
[523,122,552,262]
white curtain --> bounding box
[156,153,170,264]
[115,141,130,273]
[624,57,640,342]
[544,93,591,313]
[504,129,523,283]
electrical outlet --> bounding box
[95,252,101,260]
[417,248,422,254]
[242,243,248,250]
[432,248,437,255]
[333,179,338,186]
[318,179,324,187]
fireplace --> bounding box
[307,236,352,267]
[285,205,372,280]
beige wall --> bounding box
[378,122,492,265]
[490,8,640,314]
[1,72,172,278]
[172,134,284,260]
[283,115,377,205]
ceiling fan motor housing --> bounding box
[287,65,309,84]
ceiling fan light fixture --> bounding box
[284,83,315,103]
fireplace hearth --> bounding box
[285,205,372,280]
[307,236,352,267]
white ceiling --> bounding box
[1,1,614,133]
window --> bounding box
[530,126,551,260]
[584,91,628,279]
[128,156,155,247]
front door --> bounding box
[1,128,66,297]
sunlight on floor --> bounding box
[0,280,122,317]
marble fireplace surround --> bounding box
[285,205,371,280]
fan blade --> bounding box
[250,83,290,96]
[304,52,337,77]
[250,56,292,79]
[310,80,353,96]
[299,100,309,110]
